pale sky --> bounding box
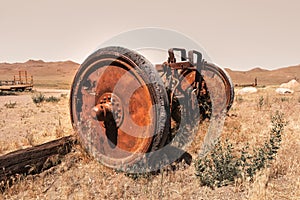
[1,0,300,71]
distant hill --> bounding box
[224,65,300,86]
[0,60,299,88]
[0,60,80,89]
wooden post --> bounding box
[0,136,75,184]
[19,71,21,84]
[25,71,27,84]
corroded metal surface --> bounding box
[70,46,234,170]
[70,46,169,169]
[157,48,234,122]
[181,62,234,116]
[91,93,124,128]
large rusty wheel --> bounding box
[70,46,169,170]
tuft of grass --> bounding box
[45,96,60,103]
[258,96,264,110]
[25,131,35,146]
[55,118,65,138]
[195,111,287,189]
[4,101,17,109]
[0,91,18,96]
[124,171,154,181]
[236,96,243,103]
[32,93,60,104]
[280,97,289,102]
[60,93,68,98]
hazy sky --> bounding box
[1,0,299,70]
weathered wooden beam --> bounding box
[0,136,75,184]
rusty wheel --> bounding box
[203,62,234,112]
[181,62,234,118]
[70,46,169,169]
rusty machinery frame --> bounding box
[70,46,234,170]
[156,48,234,120]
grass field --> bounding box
[0,86,299,199]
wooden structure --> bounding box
[0,71,33,91]
[0,136,74,186]
[235,77,258,87]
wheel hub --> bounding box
[91,93,124,128]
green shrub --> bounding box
[45,96,60,103]
[32,93,45,104]
[32,93,60,104]
[195,111,287,189]
[195,139,239,188]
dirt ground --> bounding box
[0,89,72,155]
[0,86,300,199]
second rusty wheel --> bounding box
[180,62,234,118]
[70,46,169,170]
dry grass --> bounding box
[0,90,72,155]
[0,86,300,199]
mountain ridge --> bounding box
[0,60,299,88]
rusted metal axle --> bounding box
[91,92,124,128]
[91,103,113,121]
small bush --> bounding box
[236,96,243,103]
[280,97,289,102]
[195,111,287,189]
[195,139,238,188]
[4,101,17,109]
[45,96,60,103]
[32,93,60,104]
[258,96,264,109]
[0,91,17,96]
[32,93,45,104]
[60,93,68,98]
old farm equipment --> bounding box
[0,71,33,92]
[70,46,234,170]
